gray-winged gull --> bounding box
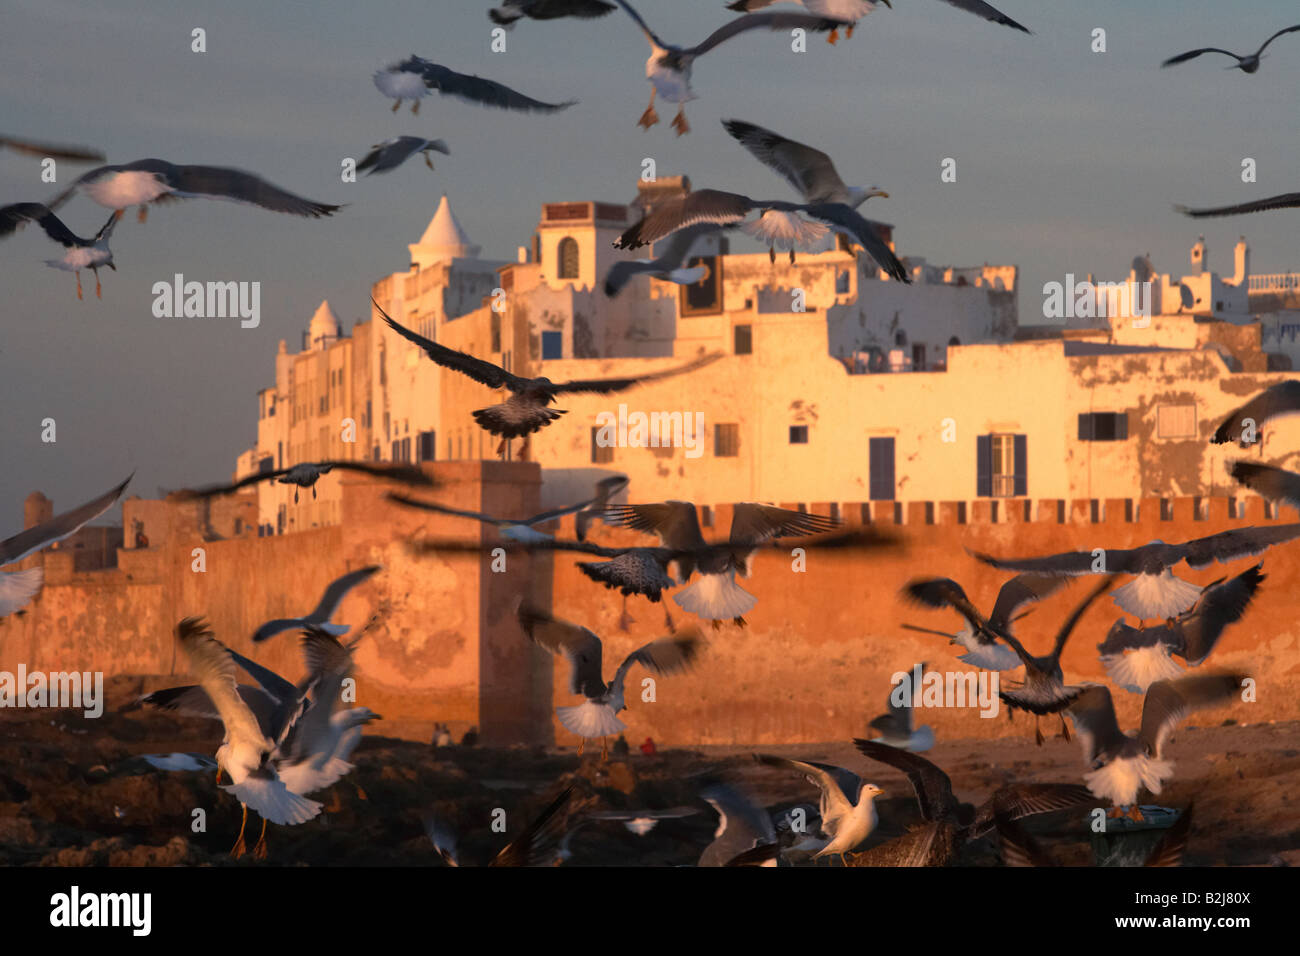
[1213,381,1300,444]
[754,754,883,861]
[0,134,104,162]
[252,565,382,643]
[868,661,935,751]
[611,0,852,134]
[517,601,701,757]
[0,474,130,617]
[603,223,723,297]
[722,117,889,208]
[489,0,616,27]
[1229,461,1300,507]
[1097,564,1263,693]
[1066,673,1246,821]
[1177,193,1300,219]
[1162,24,1300,72]
[357,136,449,175]
[372,56,577,114]
[698,781,778,866]
[0,203,119,298]
[725,0,881,43]
[177,459,434,504]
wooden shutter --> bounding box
[976,435,992,497]
[1013,434,1027,497]
[869,437,895,501]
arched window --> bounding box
[557,237,579,279]
[948,336,961,346]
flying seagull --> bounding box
[517,601,701,758]
[177,460,434,504]
[1229,460,1300,507]
[47,159,340,224]
[722,118,890,208]
[970,524,1300,621]
[611,0,852,135]
[166,618,322,857]
[0,134,104,162]
[376,299,723,457]
[997,802,1196,867]
[356,136,449,175]
[698,781,779,866]
[603,223,723,297]
[848,739,1092,866]
[425,786,577,866]
[901,571,1069,671]
[388,475,628,543]
[489,0,617,27]
[867,662,935,751]
[724,1,882,43]
[253,565,382,643]
[0,203,119,299]
[753,754,883,862]
[1213,381,1300,445]
[1162,24,1300,73]
[1,474,131,618]
[1097,564,1263,693]
[602,501,843,627]
[373,56,577,114]
[1066,674,1246,821]
[1176,193,1300,219]
[615,188,909,279]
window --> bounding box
[258,456,274,474]
[869,437,895,500]
[977,433,1026,497]
[591,426,614,464]
[1078,412,1129,441]
[836,270,850,295]
[734,324,753,355]
[912,344,926,371]
[418,430,437,462]
[680,256,723,316]
[491,312,502,352]
[1157,404,1197,439]
[557,237,579,279]
[789,425,809,444]
[715,423,740,457]
[542,330,563,360]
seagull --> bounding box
[1098,564,1264,693]
[165,618,322,857]
[905,576,1114,743]
[0,474,131,618]
[901,572,1069,671]
[926,0,1029,33]
[724,1,882,43]
[373,56,577,114]
[611,1,852,135]
[1214,382,1300,445]
[753,754,883,861]
[376,299,723,457]
[356,136,449,175]
[1229,460,1300,507]
[252,565,382,643]
[0,134,104,162]
[970,524,1300,622]
[517,602,701,758]
[1066,674,1246,821]
[1176,193,1300,219]
[387,475,628,543]
[1162,24,1300,73]
[585,805,699,836]
[614,188,910,280]
[425,786,577,866]
[603,224,722,297]
[868,662,935,751]
[698,781,779,866]
[722,118,890,209]
[177,460,435,504]
[997,802,1195,867]
[46,159,340,224]
[489,0,617,27]
[850,739,1092,866]
[1,203,119,299]
[137,753,218,772]
[602,501,843,628]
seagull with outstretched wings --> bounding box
[373,55,576,114]
[1162,24,1300,73]
[517,602,701,758]
[376,299,722,457]
[356,136,449,175]
[867,661,934,751]
[753,754,883,861]
[724,1,880,43]
[722,118,890,208]
[603,223,723,297]
[252,565,382,643]
[1213,381,1300,444]
[1,202,120,299]
[177,459,434,504]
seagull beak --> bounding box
[873,190,890,199]
[108,262,117,271]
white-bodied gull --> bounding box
[754,754,883,861]
[868,661,935,751]
[373,56,577,114]
[726,1,881,43]
[603,223,723,297]
[357,136,449,175]
[1,203,119,299]
[722,118,890,209]
[252,565,382,643]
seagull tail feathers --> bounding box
[0,567,45,617]
[556,701,626,739]
[672,572,756,620]
[223,777,323,825]
[1100,647,1185,695]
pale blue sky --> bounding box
[2,0,1298,529]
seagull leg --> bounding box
[1058,714,1071,741]
[520,434,531,460]
[424,153,435,171]
[577,737,585,756]
[710,619,722,631]
[230,805,249,859]
[215,767,224,785]
[638,89,659,129]
[496,437,508,459]
[846,23,855,39]
[827,27,839,44]
[412,99,420,115]
[355,783,368,801]
[75,272,83,300]
[768,245,776,264]
[252,818,268,859]
[670,105,690,136]
[312,484,317,499]
[294,487,299,504]
[391,99,402,112]
[137,205,148,224]
[733,616,747,628]
[789,248,796,265]
[93,267,102,298]
[1034,717,1044,747]
[600,736,609,762]
[662,602,676,633]
[618,595,635,631]
[1106,806,1127,820]
[1126,805,1146,823]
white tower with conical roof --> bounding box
[307,300,340,350]
[409,195,480,270]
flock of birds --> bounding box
[4,3,1300,866]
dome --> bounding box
[409,195,480,269]
[307,300,340,350]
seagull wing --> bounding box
[995,814,1054,866]
[987,573,1069,632]
[306,565,381,623]
[1176,564,1263,665]
[853,738,958,822]
[722,119,848,203]
[326,460,436,486]
[609,0,671,48]
[416,60,576,113]
[1160,47,1241,67]
[600,501,706,550]
[1144,803,1195,867]
[802,203,910,282]
[1213,381,1300,443]
[374,299,520,390]
[1065,685,1127,766]
[969,544,1142,575]
[127,160,340,217]
[174,618,271,749]
[490,786,577,866]
[140,683,281,731]
[1229,461,1300,506]
[1176,522,1300,569]
[1138,673,1246,759]
[387,493,501,525]
[551,351,723,394]
[0,202,84,245]
[1176,192,1300,218]
[938,0,1031,33]
[1048,576,1114,661]
[610,628,702,700]
[1257,23,1300,55]
[615,190,759,249]
[175,468,285,499]
[687,12,852,56]
[0,474,131,566]
[754,754,855,827]
[728,503,841,548]
[517,602,605,694]
[699,781,777,866]
[970,782,1095,839]
[0,135,104,162]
